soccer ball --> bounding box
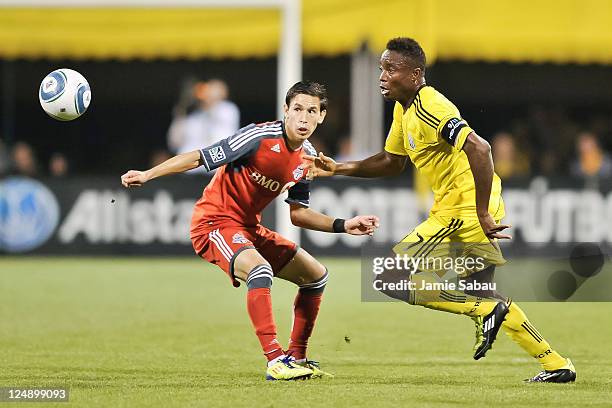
[39,68,91,121]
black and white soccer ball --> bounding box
[39,68,91,121]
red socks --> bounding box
[246,287,284,361]
[246,264,327,362]
[287,292,323,360]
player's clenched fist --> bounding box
[345,215,380,236]
[121,170,148,188]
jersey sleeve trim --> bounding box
[285,198,310,208]
[454,126,473,151]
[199,149,211,172]
[285,179,310,208]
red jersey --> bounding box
[190,121,315,238]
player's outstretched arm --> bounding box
[303,151,407,178]
[289,204,379,236]
[121,150,201,188]
[462,132,511,240]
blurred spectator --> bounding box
[170,76,199,118]
[335,137,357,162]
[0,138,9,176]
[11,141,38,177]
[334,136,375,162]
[167,78,240,173]
[570,131,612,179]
[491,132,531,179]
[526,106,577,175]
[149,149,172,168]
[49,153,69,178]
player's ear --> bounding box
[317,109,327,124]
[283,104,289,119]
[412,67,422,82]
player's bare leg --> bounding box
[276,248,333,377]
[276,248,326,285]
[233,248,313,380]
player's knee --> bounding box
[246,264,274,290]
[298,267,328,295]
[233,248,267,282]
[379,287,412,303]
[462,265,506,301]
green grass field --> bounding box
[1,257,610,407]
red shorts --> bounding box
[191,222,298,287]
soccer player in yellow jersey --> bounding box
[306,37,576,383]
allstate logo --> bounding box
[0,177,60,252]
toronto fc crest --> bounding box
[292,165,304,180]
[232,233,249,244]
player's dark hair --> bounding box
[386,37,426,70]
[285,81,328,111]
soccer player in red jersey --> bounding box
[121,81,379,381]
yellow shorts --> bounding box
[393,214,506,278]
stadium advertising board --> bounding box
[2,176,612,256]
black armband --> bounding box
[440,117,468,146]
[332,218,346,233]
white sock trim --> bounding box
[267,354,287,367]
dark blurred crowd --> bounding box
[331,106,612,184]
[0,139,69,178]
[2,101,611,183]
[488,107,612,182]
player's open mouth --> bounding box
[297,127,309,134]
[380,86,389,96]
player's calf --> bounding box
[287,269,328,360]
[461,265,507,302]
[243,262,286,362]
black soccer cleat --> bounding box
[525,359,576,383]
[473,300,509,360]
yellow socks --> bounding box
[409,273,498,317]
[501,302,567,371]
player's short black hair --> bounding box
[285,81,328,111]
[386,37,426,70]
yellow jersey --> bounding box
[384,85,504,219]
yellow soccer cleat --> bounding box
[473,301,509,360]
[266,356,313,381]
[294,359,334,378]
[472,315,484,353]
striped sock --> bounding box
[245,264,284,361]
[501,302,567,370]
[287,271,328,360]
